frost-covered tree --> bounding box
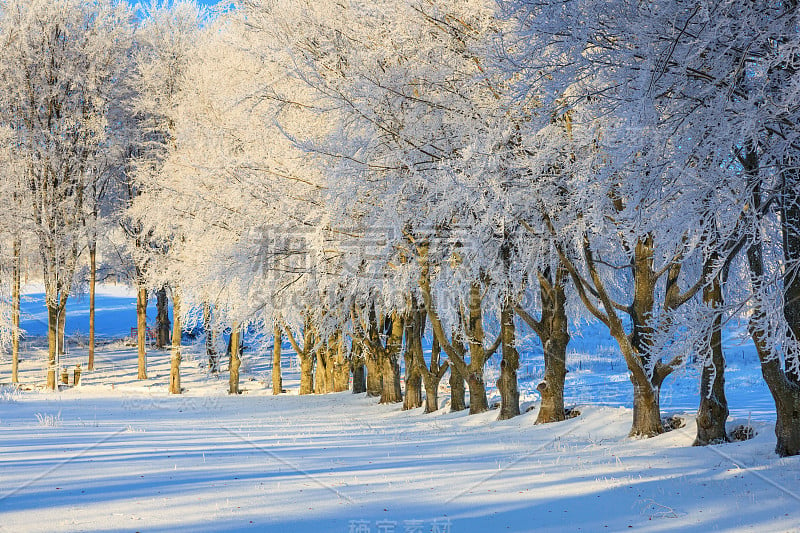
[0,125,30,382]
[129,3,331,394]
[0,0,132,389]
[259,0,542,415]
[503,0,800,450]
[121,0,204,383]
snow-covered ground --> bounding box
[1,288,798,532]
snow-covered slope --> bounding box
[0,342,798,532]
[1,290,796,532]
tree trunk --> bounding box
[314,346,327,394]
[630,375,664,437]
[332,335,349,392]
[516,268,571,425]
[421,374,440,413]
[627,237,667,437]
[57,308,66,356]
[11,238,20,384]
[465,373,489,414]
[772,385,800,457]
[781,167,800,384]
[379,313,403,404]
[464,283,489,414]
[87,241,96,371]
[419,262,490,416]
[229,322,240,394]
[204,302,219,372]
[352,363,366,393]
[380,352,402,403]
[298,323,315,395]
[406,296,448,414]
[365,346,381,397]
[325,341,336,393]
[746,198,800,455]
[403,360,423,409]
[449,365,466,412]
[46,303,58,390]
[420,337,447,413]
[497,299,520,420]
[695,272,730,446]
[156,287,171,349]
[137,285,148,380]
[272,322,282,394]
[169,289,181,394]
[536,333,568,424]
[351,339,367,394]
[333,357,349,392]
[299,350,314,395]
[403,308,424,411]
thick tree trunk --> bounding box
[229,322,240,394]
[379,313,403,404]
[11,238,20,384]
[87,241,96,371]
[325,341,336,393]
[403,308,424,411]
[204,302,219,372]
[298,322,315,395]
[536,333,568,424]
[46,303,58,390]
[420,337,447,413]
[156,287,171,349]
[514,269,571,424]
[169,289,181,394]
[770,375,800,457]
[314,347,328,394]
[272,322,282,394]
[333,358,349,391]
[137,285,148,380]
[380,353,402,403]
[781,167,800,384]
[403,359,423,409]
[332,334,349,392]
[497,300,520,420]
[422,374,440,413]
[627,237,667,437]
[747,205,800,455]
[351,340,367,394]
[299,350,314,395]
[695,273,730,446]
[465,373,489,414]
[449,365,466,412]
[464,284,489,414]
[352,364,366,393]
[365,347,381,397]
[630,375,664,437]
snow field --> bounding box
[0,341,798,532]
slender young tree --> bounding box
[169,287,181,394]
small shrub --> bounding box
[0,385,20,403]
[35,411,62,427]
